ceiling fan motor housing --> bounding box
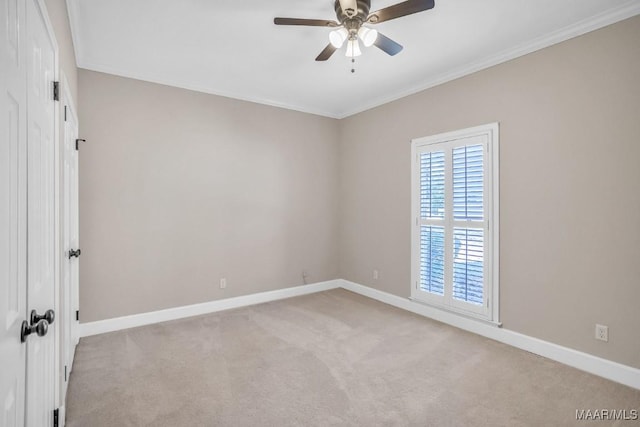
[335,0,371,33]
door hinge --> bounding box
[53,408,59,427]
[64,105,67,122]
[53,81,59,101]
[76,310,79,321]
[64,365,67,382]
[75,138,85,151]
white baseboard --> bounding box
[338,279,640,390]
[80,279,341,337]
[79,278,639,390]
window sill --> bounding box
[408,296,502,328]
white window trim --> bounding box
[410,123,500,324]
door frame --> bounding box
[57,71,79,425]
[34,0,62,424]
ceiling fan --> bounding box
[274,0,435,61]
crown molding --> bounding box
[66,0,640,120]
[77,60,342,119]
[335,1,640,118]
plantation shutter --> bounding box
[452,144,485,306]
[413,124,497,321]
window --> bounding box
[411,123,499,322]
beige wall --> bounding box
[78,17,639,369]
[338,16,640,368]
[78,70,340,322]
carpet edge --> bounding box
[339,279,640,391]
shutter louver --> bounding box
[420,226,444,295]
[453,144,484,220]
[420,152,445,218]
[453,228,484,305]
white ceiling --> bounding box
[66,0,639,118]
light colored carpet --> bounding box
[66,289,639,426]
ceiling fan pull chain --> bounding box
[350,40,356,74]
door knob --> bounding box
[20,319,48,343]
[31,309,55,325]
[68,248,81,259]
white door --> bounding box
[25,0,57,425]
[0,0,28,425]
[60,90,79,407]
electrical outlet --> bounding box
[595,324,608,342]
[373,269,379,280]
[220,278,227,289]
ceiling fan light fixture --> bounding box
[329,28,349,48]
[358,27,378,47]
[345,39,362,57]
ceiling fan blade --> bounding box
[315,44,338,61]
[374,33,403,56]
[367,0,435,24]
[339,0,358,17]
[274,17,338,27]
